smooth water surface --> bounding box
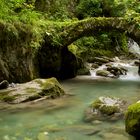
[0,76,139,140]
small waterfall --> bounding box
[89,60,140,81]
[90,64,108,78]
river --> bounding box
[0,70,140,140]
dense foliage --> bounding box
[0,0,140,57]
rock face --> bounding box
[0,77,65,104]
[85,96,127,122]
[0,22,79,82]
[37,42,78,80]
[77,57,90,75]
[125,102,140,138]
[60,47,78,79]
[0,22,37,83]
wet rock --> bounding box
[134,60,140,66]
[88,57,113,64]
[0,80,9,89]
[125,102,140,139]
[85,96,127,122]
[106,65,127,77]
[96,70,111,77]
[0,77,65,104]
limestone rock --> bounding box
[85,96,127,122]
[96,70,111,77]
[0,77,65,104]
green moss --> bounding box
[2,95,16,102]
[100,105,119,115]
[91,97,120,115]
[26,88,37,93]
[125,102,140,136]
[42,78,61,89]
[91,99,102,108]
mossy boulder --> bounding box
[85,96,127,122]
[0,77,65,104]
[96,70,111,77]
[125,102,140,138]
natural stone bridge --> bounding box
[53,17,140,47]
[39,17,140,80]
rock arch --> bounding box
[58,17,140,47]
[38,17,140,80]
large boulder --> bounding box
[85,96,127,122]
[0,77,65,104]
[125,102,140,138]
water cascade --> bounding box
[89,59,140,81]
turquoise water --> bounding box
[0,76,139,140]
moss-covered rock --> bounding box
[125,102,140,138]
[0,21,39,83]
[96,70,111,77]
[0,77,65,104]
[85,96,127,122]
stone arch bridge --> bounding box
[38,17,140,80]
[56,17,140,47]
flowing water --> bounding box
[0,65,140,140]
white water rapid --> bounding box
[89,38,140,81]
[89,59,140,81]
